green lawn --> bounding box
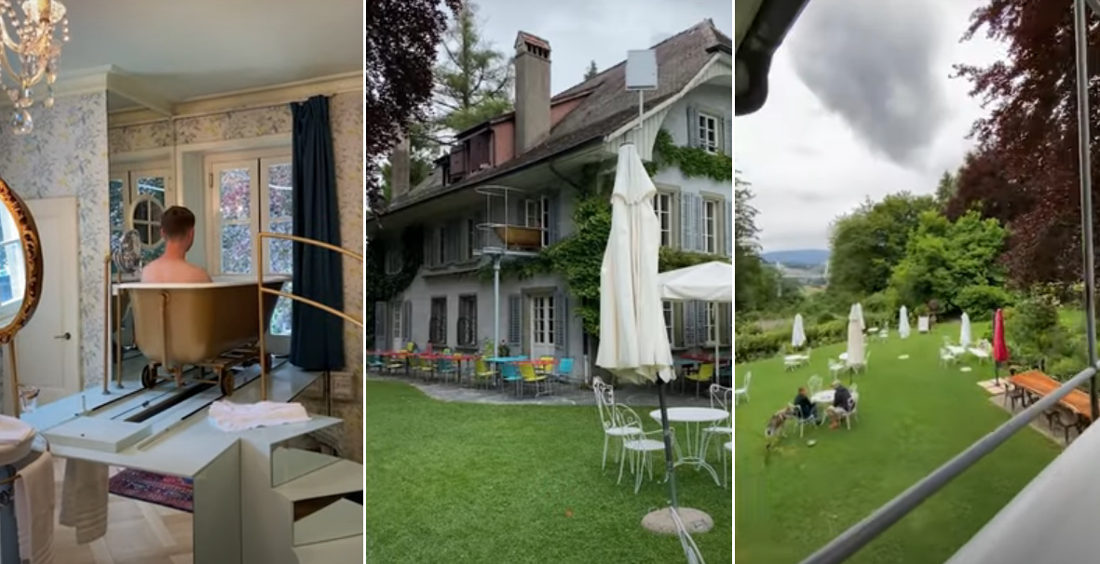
[735,320,1062,563]
[365,380,733,563]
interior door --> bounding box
[18,197,80,405]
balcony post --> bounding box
[1075,0,1099,419]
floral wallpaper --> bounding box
[0,92,110,392]
[107,120,172,154]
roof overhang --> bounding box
[735,0,811,115]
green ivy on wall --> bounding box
[652,129,732,182]
[365,226,423,344]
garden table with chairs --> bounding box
[647,406,728,486]
[810,389,860,406]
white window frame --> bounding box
[385,247,401,274]
[204,149,293,277]
[0,209,24,320]
[110,165,173,252]
[697,112,719,154]
[531,295,555,346]
[525,197,551,248]
[663,300,675,347]
[704,199,717,254]
[653,192,672,247]
[705,302,717,345]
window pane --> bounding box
[270,220,293,274]
[268,163,293,219]
[109,179,125,232]
[271,281,292,336]
[136,176,166,206]
[220,168,251,221]
[221,224,252,274]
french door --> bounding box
[529,294,555,358]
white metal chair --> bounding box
[615,404,676,494]
[734,371,751,405]
[592,377,639,470]
[722,441,732,488]
[828,359,845,378]
[837,391,859,430]
[701,384,733,471]
[939,347,956,366]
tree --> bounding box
[954,1,1094,286]
[827,192,937,298]
[935,171,957,206]
[889,209,1007,313]
[434,2,513,135]
[584,60,599,80]
[733,173,798,312]
[366,0,461,212]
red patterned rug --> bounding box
[108,469,193,513]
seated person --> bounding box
[792,387,816,421]
[140,206,212,284]
[826,380,855,429]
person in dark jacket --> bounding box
[827,380,855,429]
[792,387,816,422]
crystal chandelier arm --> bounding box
[0,14,19,52]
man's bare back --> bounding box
[141,257,212,284]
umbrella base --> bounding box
[641,507,713,535]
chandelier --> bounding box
[0,0,68,135]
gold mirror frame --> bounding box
[0,176,43,344]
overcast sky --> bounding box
[471,0,731,94]
[735,0,1006,253]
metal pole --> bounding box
[656,380,679,509]
[494,256,501,358]
[1075,0,1099,419]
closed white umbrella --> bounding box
[596,143,680,511]
[596,143,674,383]
[960,312,972,348]
[792,314,806,348]
[899,306,911,339]
[854,302,865,331]
[847,306,865,369]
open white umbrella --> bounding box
[596,143,679,505]
[792,314,806,348]
[846,306,865,370]
[658,260,733,369]
[960,312,972,348]
[899,306,911,339]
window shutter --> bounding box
[373,301,388,351]
[508,294,522,346]
[696,302,708,345]
[402,300,412,343]
[679,193,692,252]
[683,300,697,346]
[694,194,705,252]
[554,292,568,357]
[423,228,432,267]
[721,115,731,154]
[548,195,560,244]
[686,105,698,148]
[440,300,449,346]
[725,199,734,257]
[446,221,460,263]
[719,303,731,346]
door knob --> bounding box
[54,332,71,340]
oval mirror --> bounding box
[0,176,42,343]
[127,194,165,249]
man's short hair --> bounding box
[161,206,196,240]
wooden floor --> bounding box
[51,458,194,564]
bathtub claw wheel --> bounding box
[219,370,234,397]
[140,365,158,389]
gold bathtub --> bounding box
[117,276,289,395]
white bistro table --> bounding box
[811,389,860,405]
[649,407,729,486]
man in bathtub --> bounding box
[140,206,213,283]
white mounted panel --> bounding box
[626,49,658,91]
[44,417,151,452]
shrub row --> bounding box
[734,318,849,363]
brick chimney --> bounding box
[514,31,551,155]
[390,133,410,198]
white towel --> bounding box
[14,450,54,564]
[208,400,310,432]
[58,459,108,544]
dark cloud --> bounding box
[786,0,948,167]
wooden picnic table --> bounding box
[1010,371,1093,421]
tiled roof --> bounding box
[383,19,730,214]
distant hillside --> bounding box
[762,249,830,268]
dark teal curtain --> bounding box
[290,95,344,370]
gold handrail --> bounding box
[255,231,363,401]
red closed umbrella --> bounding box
[993,309,1009,384]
